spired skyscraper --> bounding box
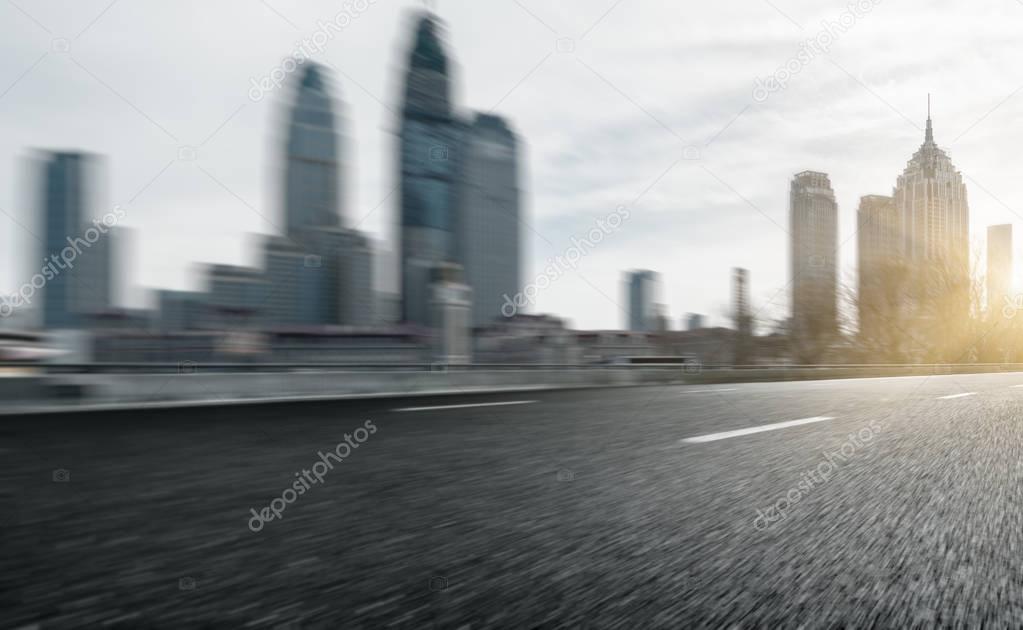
[283,64,342,238]
[790,171,838,355]
[459,113,521,328]
[890,100,971,351]
[398,12,461,326]
[893,100,969,274]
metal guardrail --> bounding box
[719,363,1023,370]
[2,361,1023,375]
[0,362,694,374]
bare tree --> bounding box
[848,251,988,364]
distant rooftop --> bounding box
[473,113,514,136]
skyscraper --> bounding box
[733,268,751,330]
[893,99,969,272]
[41,152,86,329]
[790,171,838,350]
[39,152,112,329]
[283,63,342,238]
[398,11,461,326]
[987,224,1012,315]
[625,270,659,332]
[459,113,521,328]
[856,194,899,340]
[269,63,374,328]
[891,100,970,335]
[733,267,753,364]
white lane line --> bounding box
[392,400,537,413]
[683,388,739,394]
[1012,385,1023,389]
[937,392,976,400]
[680,416,836,444]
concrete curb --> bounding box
[0,380,676,416]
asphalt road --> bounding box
[5,371,1023,627]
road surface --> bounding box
[4,371,1023,627]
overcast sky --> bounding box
[2,0,1023,329]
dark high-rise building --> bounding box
[398,11,461,326]
[283,63,342,238]
[625,270,659,332]
[41,152,86,329]
[459,113,521,328]
[857,194,900,340]
[987,224,1012,315]
[790,171,838,350]
[39,152,112,329]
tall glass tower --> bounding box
[284,63,342,238]
[39,152,111,329]
[625,270,659,332]
[41,153,86,329]
[398,12,461,326]
[459,113,521,328]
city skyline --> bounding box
[7,6,1023,627]
[3,1,1023,330]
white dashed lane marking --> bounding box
[392,400,537,413]
[680,416,836,444]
